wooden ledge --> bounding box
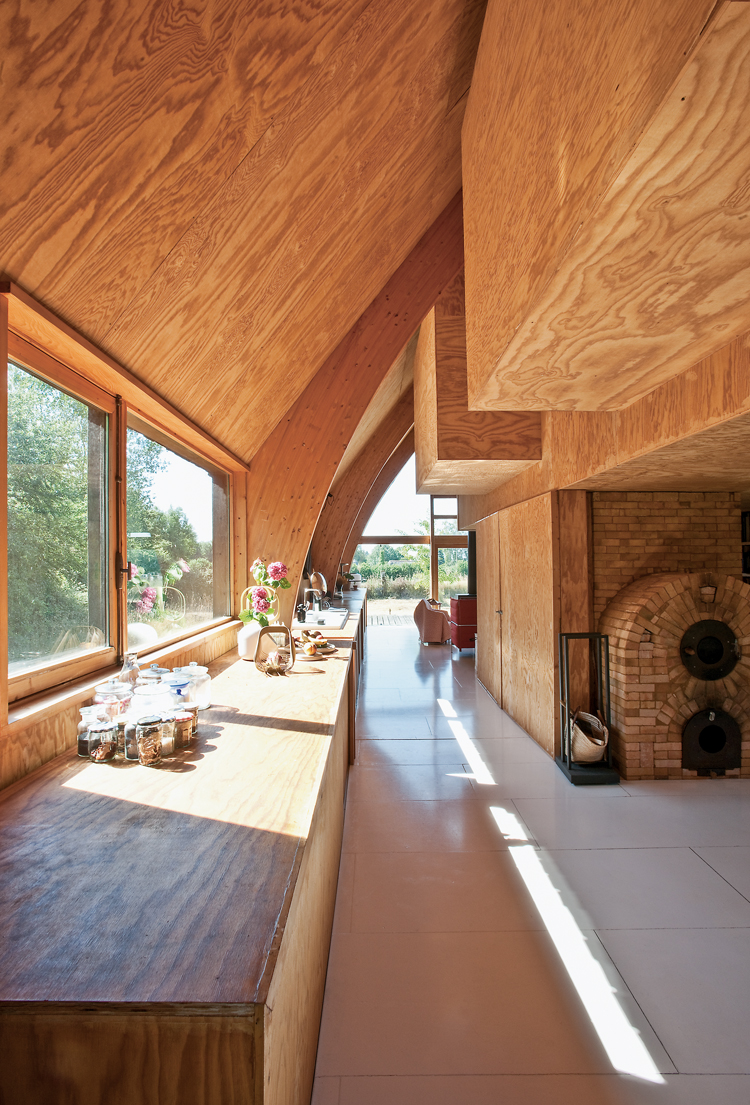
[5,620,241,735]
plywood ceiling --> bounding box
[575,411,750,492]
[414,270,541,493]
[462,0,733,412]
[469,2,750,412]
[331,331,418,493]
[0,0,487,463]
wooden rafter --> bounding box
[246,192,464,623]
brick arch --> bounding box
[599,571,750,779]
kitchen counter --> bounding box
[0,591,366,1105]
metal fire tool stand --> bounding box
[556,632,620,786]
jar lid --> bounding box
[148,664,170,675]
[89,720,117,732]
[133,683,170,695]
[95,679,131,697]
[178,662,208,674]
[135,714,162,726]
[162,674,190,686]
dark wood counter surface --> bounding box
[0,592,366,1104]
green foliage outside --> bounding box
[125,429,214,637]
[6,363,213,669]
[7,365,95,664]
[352,520,468,602]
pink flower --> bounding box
[142,587,157,601]
[251,558,265,573]
[129,564,139,580]
[253,597,270,613]
[134,600,146,613]
[267,561,287,582]
[177,559,190,573]
[252,586,269,601]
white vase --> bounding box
[238,621,262,660]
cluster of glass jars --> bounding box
[78,653,211,768]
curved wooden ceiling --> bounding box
[1,0,488,463]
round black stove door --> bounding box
[682,708,741,771]
[679,619,739,681]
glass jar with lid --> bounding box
[93,678,133,720]
[173,711,193,749]
[135,716,163,766]
[138,664,170,685]
[124,719,139,761]
[182,702,199,735]
[118,651,141,687]
[161,673,192,708]
[77,706,108,756]
[130,683,173,718]
[159,713,176,756]
[174,662,211,709]
[85,719,118,761]
[90,720,118,762]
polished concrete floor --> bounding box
[312,626,750,1105]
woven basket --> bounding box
[571,709,608,764]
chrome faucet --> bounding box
[304,588,323,613]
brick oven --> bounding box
[599,572,750,779]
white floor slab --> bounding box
[546,846,750,929]
[314,626,750,1104]
[692,845,750,901]
[597,927,750,1074]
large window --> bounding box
[4,296,238,703]
[125,419,230,650]
[7,360,114,693]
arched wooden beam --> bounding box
[311,385,414,590]
[341,427,416,572]
[246,192,463,624]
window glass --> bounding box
[7,362,109,674]
[126,425,229,650]
[436,546,469,605]
[363,456,428,536]
[434,518,460,535]
[432,496,458,516]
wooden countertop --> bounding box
[0,595,365,1008]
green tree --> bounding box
[7,365,94,662]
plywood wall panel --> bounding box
[463,0,719,409]
[557,490,593,715]
[498,495,558,756]
[474,3,750,412]
[475,514,501,704]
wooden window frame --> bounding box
[1,283,250,716]
[6,339,118,702]
[429,496,467,601]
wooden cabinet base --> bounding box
[0,690,346,1105]
[0,595,367,1105]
